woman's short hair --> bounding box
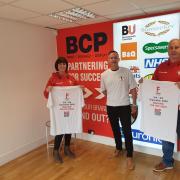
[54,57,68,72]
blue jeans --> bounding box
[162,140,174,167]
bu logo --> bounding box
[122,25,136,35]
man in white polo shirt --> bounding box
[100,50,137,170]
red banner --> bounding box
[56,22,113,137]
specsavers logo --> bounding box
[121,42,137,60]
[143,42,168,54]
[142,20,173,36]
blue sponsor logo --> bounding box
[121,128,161,144]
[144,58,168,68]
[133,73,141,79]
[132,129,161,144]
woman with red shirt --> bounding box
[44,57,77,163]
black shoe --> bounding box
[53,150,63,163]
[64,146,75,158]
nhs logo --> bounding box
[144,58,168,68]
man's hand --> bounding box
[138,78,143,84]
[131,105,137,119]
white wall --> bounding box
[0,19,57,165]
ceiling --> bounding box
[0,0,179,30]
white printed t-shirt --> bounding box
[100,67,137,106]
[47,86,84,136]
[140,79,179,143]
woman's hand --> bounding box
[79,85,85,92]
[46,86,53,92]
[80,85,86,94]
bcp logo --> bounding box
[143,42,168,54]
[144,58,168,68]
[121,42,137,60]
[66,32,107,54]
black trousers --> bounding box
[54,134,71,150]
[107,105,133,157]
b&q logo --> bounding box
[143,42,168,54]
[121,42,137,60]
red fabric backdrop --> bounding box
[56,21,114,137]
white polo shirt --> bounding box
[100,67,137,106]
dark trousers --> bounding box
[107,105,133,157]
[54,134,71,150]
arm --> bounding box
[130,88,137,106]
[130,88,137,115]
[128,70,137,106]
[152,66,159,80]
[43,77,53,99]
[100,74,107,96]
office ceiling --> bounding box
[0,0,179,30]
